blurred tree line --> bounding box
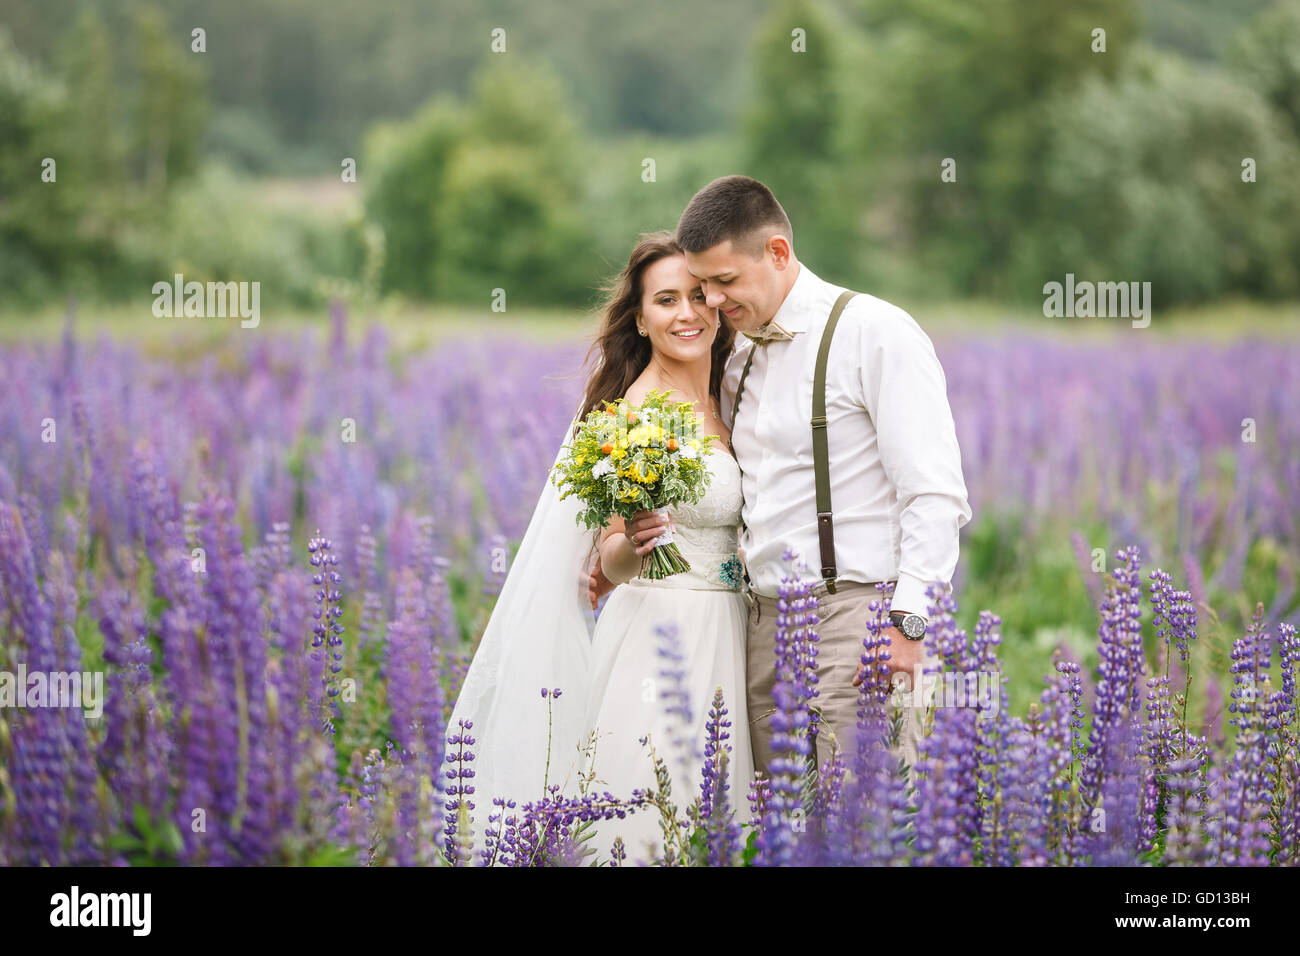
[2,0,1298,310]
[1,4,207,301]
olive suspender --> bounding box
[729,290,858,595]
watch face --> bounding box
[902,615,925,639]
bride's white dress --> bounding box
[581,449,755,864]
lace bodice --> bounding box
[627,448,745,592]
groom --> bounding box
[678,175,971,781]
[591,175,972,781]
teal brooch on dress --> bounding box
[719,553,744,591]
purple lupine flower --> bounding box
[97,583,171,845]
[264,557,319,851]
[1149,568,1197,675]
[698,686,742,866]
[610,835,627,867]
[15,491,49,582]
[654,622,698,770]
[429,555,458,645]
[911,581,979,866]
[356,523,386,649]
[385,567,445,863]
[307,529,345,735]
[1207,705,1271,866]
[1163,752,1211,865]
[1080,546,1146,828]
[811,580,910,866]
[499,783,640,867]
[0,501,72,864]
[354,746,389,864]
[1024,663,1077,865]
[1089,714,1146,866]
[1277,756,1300,866]
[1278,622,1299,728]
[990,706,1050,867]
[746,773,772,825]
[1227,603,1271,735]
[1208,625,1278,866]
[697,686,725,821]
[42,549,101,863]
[481,795,521,867]
[201,493,280,862]
[442,718,477,865]
[1142,674,1178,850]
[969,610,1005,863]
[975,672,1023,867]
[754,549,819,867]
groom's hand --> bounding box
[852,625,925,687]
[587,556,616,610]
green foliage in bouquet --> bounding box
[550,388,717,579]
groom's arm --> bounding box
[858,305,972,617]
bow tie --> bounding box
[741,320,794,344]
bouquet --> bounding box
[550,389,717,579]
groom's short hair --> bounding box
[676,175,793,259]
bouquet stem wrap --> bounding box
[641,506,691,579]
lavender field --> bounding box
[0,307,1297,866]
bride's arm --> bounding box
[598,517,641,585]
[598,511,668,585]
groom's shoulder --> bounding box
[832,287,929,341]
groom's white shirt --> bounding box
[719,262,972,615]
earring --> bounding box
[639,328,647,336]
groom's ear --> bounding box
[761,232,791,267]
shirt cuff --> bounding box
[891,572,937,620]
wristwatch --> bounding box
[889,610,927,641]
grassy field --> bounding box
[3,295,1298,352]
[3,295,1296,727]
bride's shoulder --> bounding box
[622,378,653,407]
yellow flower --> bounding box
[623,460,660,484]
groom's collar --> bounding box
[763,261,822,336]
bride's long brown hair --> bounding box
[575,230,735,422]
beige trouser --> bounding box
[745,580,934,792]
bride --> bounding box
[445,231,754,865]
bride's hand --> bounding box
[623,509,671,557]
